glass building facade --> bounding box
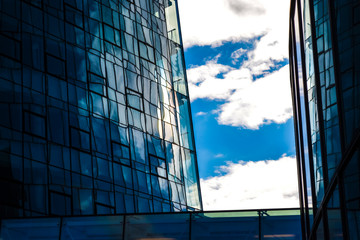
[0,0,202,217]
[289,0,360,238]
[0,209,302,239]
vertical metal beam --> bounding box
[258,211,262,240]
[289,14,307,239]
[58,217,63,240]
[122,215,127,240]
[189,212,192,240]
[295,0,312,235]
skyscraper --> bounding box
[289,0,360,238]
[0,0,202,218]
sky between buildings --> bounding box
[177,0,299,210]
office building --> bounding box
[0,0,202,217]
[289,0,360,238]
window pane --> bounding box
[124,213,190,240]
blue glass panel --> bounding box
[0,218,60,240]
[343,150,360,240]
[61,216,124,240]
[124,213,190,240]
[261,210,302,239]
[192,211,259,240]
[327,188,343,239]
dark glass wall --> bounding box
[290,0,360,239]
[0,209,302,240]
[0,0,202,218]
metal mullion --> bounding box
[258,211,262,240]
[58,216,63,240]
[86,1,96,216]
[189,212,192,240]
[323,204,330,240]
[18,0,27,218]
[127,128,136,213]
[338,174,349,240]
[122,214,127,240]
[294,42,310,240]
[40,0,52,217]
[289,15,306,239]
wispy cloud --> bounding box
[230,48,247,64]
[196,111,207,116]
[201,155,299,210]
[214,153,225,158]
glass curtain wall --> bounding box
[0,209,302,240]
[0,0,202,218]
[289,0,360,238]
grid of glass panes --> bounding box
[334,0,360,147]
[302,0,324,207]
[313,0,342,181]
[0,0,201,218]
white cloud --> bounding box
[196,111,207,116]
[178,0,290,49]
[200,156,299,210]
[180,0,292,129]
[217,65,293,129]
[243,31,289,75]
[187,61,292,129]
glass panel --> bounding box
[61,216,124,240]
[191,211,259,240]
[343,150,360,240]
[316,218,325,240]
[327,187,343,239]
[303,0,324,207]
[333,0,360,147]
[261,210,302,239]
[182,150,201,209]
[0,218,60,240]
[124,213,190,240]
[165,0,180,44]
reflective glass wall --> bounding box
[0,0,202,218]
[289,0,360,238]
[0,209,302,240]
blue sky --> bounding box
[184,42,295,179]
[178,0,299,210]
